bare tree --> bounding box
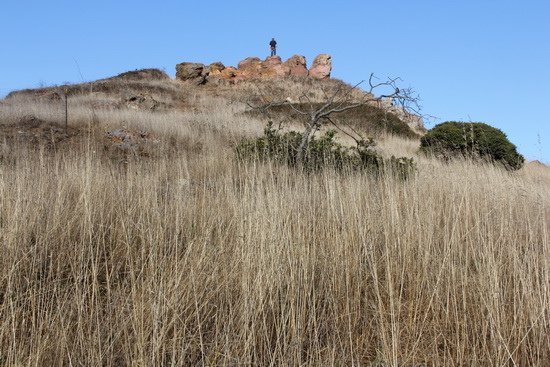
[247,74,421,166]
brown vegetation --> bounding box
[0,72,549,365]
[246,103,419,139]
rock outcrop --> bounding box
[236,57,264,79]
[175,54,332,84]
[309,54,332,79]
[173,54,421,132]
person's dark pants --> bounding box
[271,47,276,56]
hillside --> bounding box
[2,54,424,160]
[0,58,549,366]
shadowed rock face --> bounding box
[175,54,330,83]
[175,62,205,82]
[206,62,225,76]
[309,54,332,79]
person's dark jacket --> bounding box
[269,39,277,48]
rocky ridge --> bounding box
[176,54,332,84]
[174,54,423,131]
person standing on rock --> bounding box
[269,38,277,56]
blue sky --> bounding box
[1,0,549,162]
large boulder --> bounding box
[205,62,225,76]
[263,56,282,67]
[263,56,290,77]
[237,57,263,79]
[309,54,332,79]
[283,55,308,77]
[175,62,205,81]
[237,57,262,71]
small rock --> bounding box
[124,93,164,111]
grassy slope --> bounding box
[0,73,549,365]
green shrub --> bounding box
[236,122,415,177]
[420,121,524,170]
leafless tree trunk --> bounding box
[297,116,316,166]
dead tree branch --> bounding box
[247,75,423,166]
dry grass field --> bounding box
[0,75,549,366]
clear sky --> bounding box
[1,0,549,162]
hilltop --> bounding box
[1,54,426,160]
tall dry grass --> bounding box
[0,87,549,365]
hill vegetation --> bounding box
[0,68,549,365]
[421,121,525,170]
[245,102,419,139]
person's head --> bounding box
[272,37,275,40]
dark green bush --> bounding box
[236,122,415,177]
[420,121,524,170]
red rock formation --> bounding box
[175,54,330,83]
[309,54,332,79]
[236,56,287,79]
[283,55,308,77]
[263,56,290,77]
